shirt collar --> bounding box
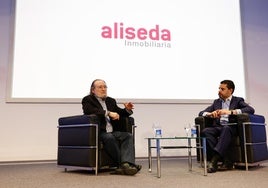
[221,95,232,102]
[95,96,106,102]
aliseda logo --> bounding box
[101,22,171,48]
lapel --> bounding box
[229,97,236,110]
[92,95,104,109]
[215,99,223,109]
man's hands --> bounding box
[124,102,134,111]
[108,102,134,120]
[206,109,232,118]
[108,111,120,120]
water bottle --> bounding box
[152,123,162,138]
[191,125,197,137]
[184,124,191,137]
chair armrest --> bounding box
[58,114,99,126]
[59,114,136,133]
[195,116,214,130]
[58,115,99,147]
[114,116,135,133]
[228,113,265,124]
[228,113,266,142]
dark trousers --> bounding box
[201,125,237,160]
[100,131,135,166]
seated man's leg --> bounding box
[216,125,236,171]
[112,131,135,164]
[100,132,121,167]
[201,127,221,161]
[203,125,236,173]
[201,126,222,173]
[111,131,141,175]
[214,125,235,157]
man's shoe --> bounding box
[111,163,138,176]
[135,164,142,172]
[207,161,217,173]
[207,153,220,173]
[218,157,234,171]
[218,161,234,171]
[123,162,142,172]
[121,162,138,175]
[110,168,124,175]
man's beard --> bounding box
[95,94,107,100]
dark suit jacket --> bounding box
[82,95,132,131]
[198,96,255,125]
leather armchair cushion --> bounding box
[58,114,99,125]
[58,115,99,146]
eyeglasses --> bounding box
[95,85,107,89]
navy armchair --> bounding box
[195,113,268,170]
[57,114,135,175]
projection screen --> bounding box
[7,0,246,103]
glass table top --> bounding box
[145,136,205,140]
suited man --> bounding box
[82,79,141,175]
[199,80,255,173]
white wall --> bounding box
[0,0,268,162]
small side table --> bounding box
[145,136,207,178]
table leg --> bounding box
[187,138,192,171]
[148,138,152,172]
[196,124,203,168]
[202,138,207,176]
[156,138,161,178]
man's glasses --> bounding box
[95,85,107,89]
